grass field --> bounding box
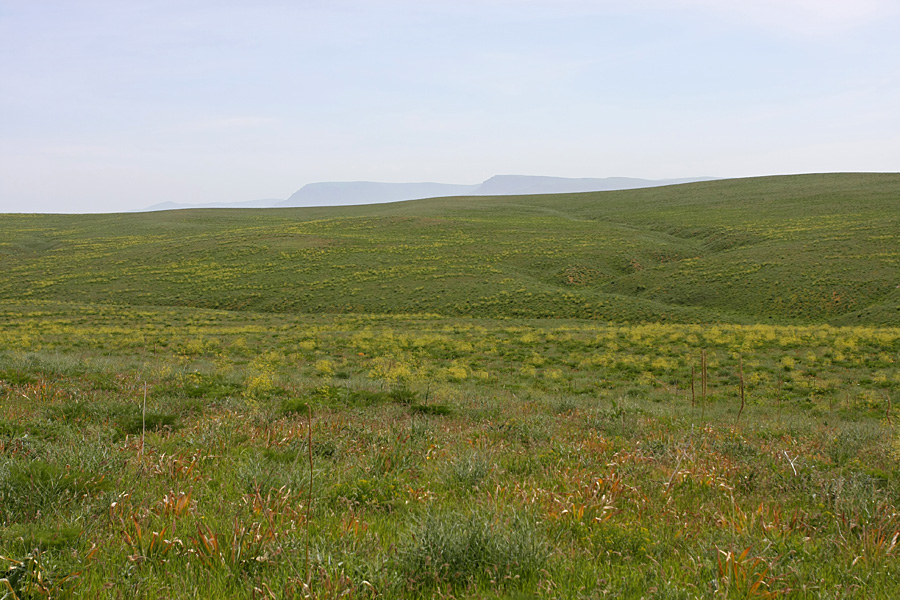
[1,174,899,598]
[2,173,898,325]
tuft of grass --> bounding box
[331,473,401,511]
[0,419,25,439]
[0,461,111,521]
[0,524,82,552]
[343,388,391,407]
[154,372,242,400]
[280,397,312,416]
[389,387,418,405]
[0,551,83,598]
[444,452,492,491]
[397,509,548,590]
[0,369,37,386]
[410,403,452,416]
[118,411,178,436]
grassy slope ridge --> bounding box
[1,173,898,324]
[2,174,900,598]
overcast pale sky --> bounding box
[1,0,899,213]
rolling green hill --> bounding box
[2,173,900,598]
[2,173,898,324]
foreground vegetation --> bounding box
[1,301,898,598]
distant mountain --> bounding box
[278,181,480,208]
[137,176,717,211]
[277,176,715,208]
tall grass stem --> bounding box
[737,356,745,424]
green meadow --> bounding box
[1,173,899,598]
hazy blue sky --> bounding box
[2,0,899,213]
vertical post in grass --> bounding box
[886,391,893,427]
[701,350,707,421]
[141,382,147,466]
[306,403,313,587]
[691,365,696,410]
[736,355,745,424]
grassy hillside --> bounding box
[2,173,898,324]
[2,174,900,598]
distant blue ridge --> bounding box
[137,175,716,212]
